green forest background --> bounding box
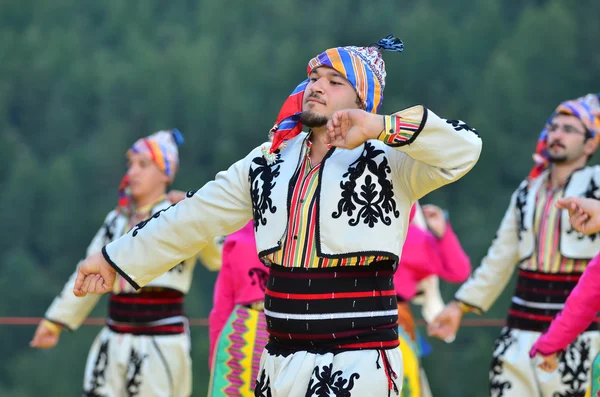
[1,0,598,395]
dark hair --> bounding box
[583,129,596,162]
[355,94,364,109]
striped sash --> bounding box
[264,263,399,353]
[107,288,186,335]
[508,269,600,332]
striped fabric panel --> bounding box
[107,322,186,336]
[512,270,581,307]
[264,264,399,350]
[507,269,600,332]
[144,139,167,174]
[107,288,186,335]
[377,115,420,146]
[520,182,588,273]
[265,151,391,268]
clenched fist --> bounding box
[73,251,116,297]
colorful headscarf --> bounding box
[118,129,184,212]
[529,93,600,179]
[269,35,404,153]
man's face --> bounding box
[300,66,362,128]
[126,152,170,202]
[545,114,594,164]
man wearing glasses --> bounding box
[429,93,600,397]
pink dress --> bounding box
[208,221,267,366]
[530,252,600,357]
[394,222,472,301]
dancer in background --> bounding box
[430,92,600,396]
[394,202,471,396]
[31,130,220,396]
[207,220,268,397]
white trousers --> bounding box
[82,327,192,397]
[255,348,404,397]
[490,327,600,397]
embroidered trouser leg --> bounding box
[255,348,403,397]
[82,327,192,397]
[489,327,600,397]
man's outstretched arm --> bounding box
[74,153,255,296]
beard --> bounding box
[300,110,328,128]
[547,142,568,163]
[548,153,568,163]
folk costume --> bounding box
[101,36,482,397]
[456,93,600,397]
[45,130,221,397]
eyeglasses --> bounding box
[547,123,586,136]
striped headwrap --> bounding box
[529,93,600,179]
[269,35,404,153]
[118,129,184,212]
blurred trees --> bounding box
[0,0,598,395]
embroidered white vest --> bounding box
[248,133,411,265]
[516,166,600,260]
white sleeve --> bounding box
[103,151,256,289]
[384,105,482,201]
[455,188,521,313]
[45,213,115,330]
[196,236,225,271]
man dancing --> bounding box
[71,35,481,396]
[429,92,600,397]
[31,130,220,396]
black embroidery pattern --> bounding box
[554,335,591,397]
[332,142,399,228]
[103,214,119,242]
[254,369,272,397]
[185,189,197,198]
[169,262,185,273]
[305,364,360,397]
[125,348,147,397]
[248,267,269,291]
[445,119,480,136]
[583,178,600,201]
[83,339,110,397]
[249,153,284,231]
[489,327,517,397]
[567,179,600,242]
[131,206,174,237]
[515,183,528,241]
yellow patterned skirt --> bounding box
[208,305,268,397]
